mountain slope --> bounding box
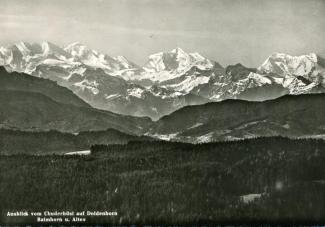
[0,66,90,107]
[150,93,325,142]
[0,90,151,134]
[0,69,152,134]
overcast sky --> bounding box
[0,0,324,67]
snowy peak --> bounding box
[6,41,66,58]
[64,42,90,58]
[14,42,33,56]
[64,42,140,71]
[41,41,71,58]
[64,42,83,50]
[143,47,214,73]
[0,41,145,79]
[113,55,140,69]
[170,47,189,63]
[7,42,37,58]
[255,52,325,95]
[170,47,187,54]
[64,42,101,64]
[258,52,319,77]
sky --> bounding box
[0,0,324,67]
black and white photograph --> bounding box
[0,0,324,225]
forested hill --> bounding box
[1,137,323,224]
[150,93,325,142]
[0,129,154,155]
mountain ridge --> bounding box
[0,68,152,134]
[1,65,325,144]
[0,66,90,108]
[0,41,324,119]
[150,93,325,142]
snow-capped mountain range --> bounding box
[0,41,324,119]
